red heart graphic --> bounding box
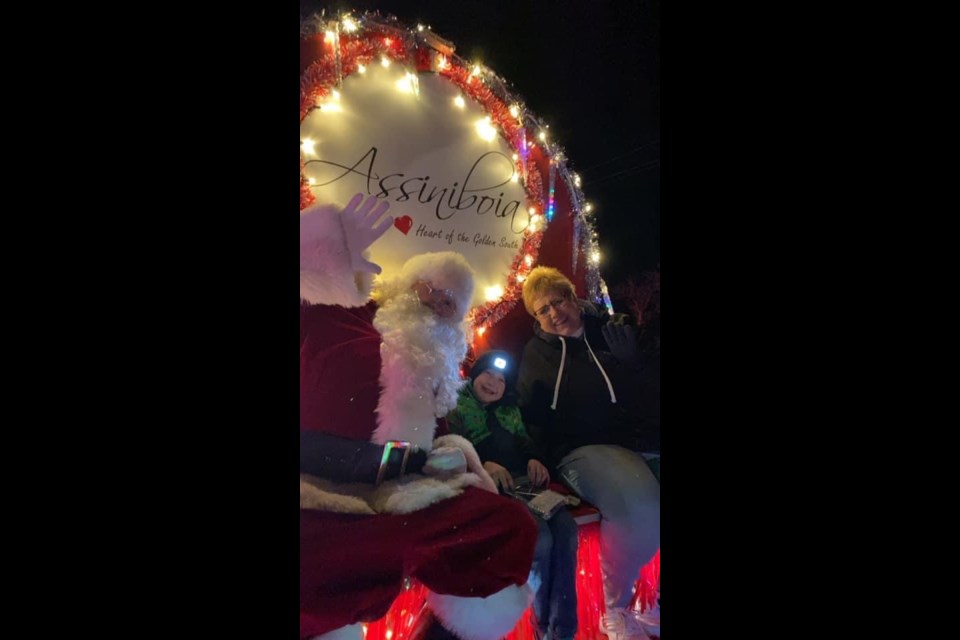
[394,215,413,235]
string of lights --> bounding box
[300,10,614,331]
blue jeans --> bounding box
[558,445,660,609]
[531,508,579,640]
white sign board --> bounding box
[300,62,532,307]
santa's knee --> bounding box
[497,498,539,539]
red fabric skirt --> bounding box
[301,486,538,639]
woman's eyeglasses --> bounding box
[534,298,568,318]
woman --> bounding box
[516,266,660,640]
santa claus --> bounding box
[300,193,539,640]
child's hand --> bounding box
[527,459,550,488]
[482,461,514,491]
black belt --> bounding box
[300,430,429,485]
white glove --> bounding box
[422,446,467,478]
[341,193,393,274]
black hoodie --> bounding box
[516,301,660,468]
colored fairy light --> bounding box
[545,161,557,222]
[600,280,615,315]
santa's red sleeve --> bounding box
[300,301,382,439]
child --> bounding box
[448,350,579,640]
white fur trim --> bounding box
[433,434,498,494]
[371,472,482,514]
[299,472,483,515]
[300,202,370,307]
[426,583,534,640]
[307,623,363,640]
[300,474,376,515]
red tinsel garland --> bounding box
[435,61,548,330]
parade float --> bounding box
[300,11,659,639]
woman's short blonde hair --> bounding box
[521,266,577,316]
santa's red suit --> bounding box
[299,200,539,640]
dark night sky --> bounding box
[300,0,660,289]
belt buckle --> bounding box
[375,441,412,486]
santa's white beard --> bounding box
[371,292,469,448]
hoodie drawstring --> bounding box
[584,334,617,403]
[550,334,617,409]
[550,336,567,410]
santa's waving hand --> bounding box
[300,193,390,306]
[340,192,393,274]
